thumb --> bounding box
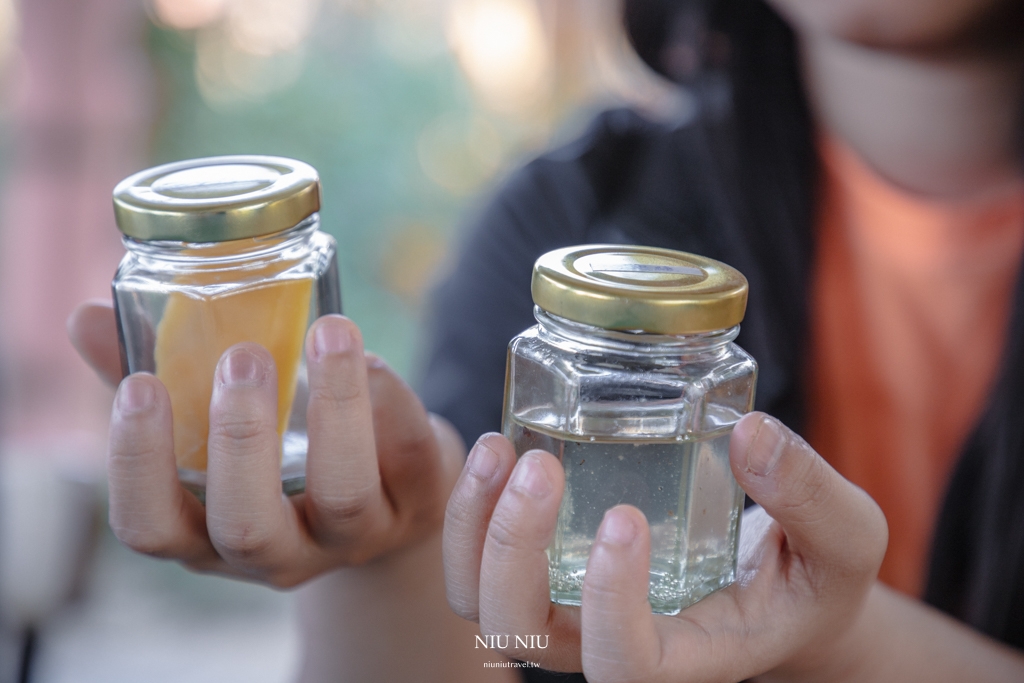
[67,299,123,387]
[730,412,887,573]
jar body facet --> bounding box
[112,215,341,500]
[502,308,757,614]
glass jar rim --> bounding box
[534,307,740,354]
[121,214,319,265]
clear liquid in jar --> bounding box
[506,417,743,615]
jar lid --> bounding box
[532,245,748,334]
[113,155,321,242]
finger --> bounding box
[478,450,579,670]
[205,344,300,576]
[367,353,451,540]
[442,433,517,621]
[67,299,122,386]
[108,373,219,565]
[730,412,888,574]
[580,505,661,683]
[302,315,391,552]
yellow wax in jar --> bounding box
[154,278,313,472]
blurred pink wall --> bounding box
[0,0,153,453]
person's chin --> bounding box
[763,0,1012,51]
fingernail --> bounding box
[220,347,267,387]
[364,352,387,370]
[116,376,154,414]
[599,508,637,546]
[746,415,786,476]
[508,454,552,499]
[467,441,499,481]
[313,319,351,360]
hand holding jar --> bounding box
[68,157,465,587]
[441,246,889,680]
[94,315,464,586]
[443,415,889,681]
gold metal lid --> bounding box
[113,155,321,242]
[532,245,748,334]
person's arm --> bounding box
[789,583,1024,683]
[295,532,516,682]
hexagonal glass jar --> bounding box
[501,245,757,615]
[111,156,341,501]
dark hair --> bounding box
[624,0,1024,650]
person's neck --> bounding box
[801,35,1024,199]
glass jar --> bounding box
[502,245,757,615]
[111,156,341,500]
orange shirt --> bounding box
[806,137,1024,596]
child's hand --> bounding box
[442,413,888,681]
[68,301,464,587]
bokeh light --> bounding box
[226,0,319,56]
[0,0,15,72]
[152,0,226,30]
[446,0,551,114]
[195,25,306,106]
